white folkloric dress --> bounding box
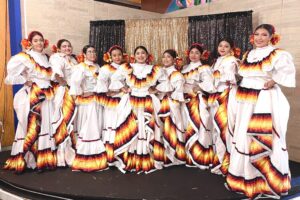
[155,65,186,167]
[226,45,295,199]
[97,62,123,167]
[208,55,239,175]
[69,61,108,172]
[181,61,218,169]
[49,53,78,167]
[109,63,162,173]
[4,50,57,173]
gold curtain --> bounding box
[0,0,15,147]
[125,17,188,64]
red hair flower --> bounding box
[44,39,49,48]
[51,44,58,53]
[201,50,210,61]
[175,57,184,70]
[21,39,31,50]
[123,53,129,63]
[76,53,85,63]
[103,52,112,63]
[271,33,280,45]
[233,47,241,58]
[249,34,254,45]
[147,54,154,64]
[130,55,135,63]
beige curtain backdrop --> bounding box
[0,0,15,148]
[125,17,188,64]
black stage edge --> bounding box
[1,151,300,200]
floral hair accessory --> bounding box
[21,39,31,50]
[76,53,85,63]
[51,44,58,53]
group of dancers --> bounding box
[3,23,296,199]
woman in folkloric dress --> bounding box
[208,38,240,175]
[69,45,108,172]
[49,39,78,167]
[154,49,186,167]
[109,46,162,173]
[225,24,295,199]
[4,31,57,173]
[181,43,217,169]
[98,45,127,168]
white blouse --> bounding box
[49,53,78,85]
[156,65,185,102]
[212,55,239,92]
[5,50,52,88]
[181,61,215,93]
[109,63,162,97]
[239,45,296,89]
[69,60,104,95]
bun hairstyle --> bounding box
[103,45,126,63]
[250,24,280,45]
[21,30,49,50]
[185,43,210,64]
[132,45,154,64]
[163,49,183,70]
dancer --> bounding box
[155,49,186,167]
[69,45,108,172]
[109,46,162,173]
[181,43,217,169]
[4,31,56,173]
[209,38,240,175]
[226,24,295,199]
[50,39,78,167]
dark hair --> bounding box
[189,43,204,55]
[254,24,275,36]
[211,37,235,59]
[163,49,177,59]
[82,45,96,54]
[109,45,123,55]
[134,46,149,55]
[57,39,71,49]
[28,31,44,42]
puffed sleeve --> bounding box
[5,53,34,85]
[271,50,296,87]
[198,65,216,93]
[109,63,129,91]
[69,64,85,95]
[220,56,239,84]
[96,65,110,93]
[170,72,185,102]
[49,53,65,80]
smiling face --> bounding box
[84,47,97,62]
[59,41,73,56]
[218,41,232,57]
[31,35,44,53]
[254,28,272,48]
[189,48,201,63]
[162,52,175,68]
[134,48,148,64]
[111,49,123,65]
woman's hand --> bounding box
[264,80,276,89]
[121,86,131,94]
[148,86,158,94]
[24,81,33,87]
[55,75,67,86]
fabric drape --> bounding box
[89,20,125,65]
[188,11,253,58]
[125,17,189,64]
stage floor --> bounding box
[0,151,300,200]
